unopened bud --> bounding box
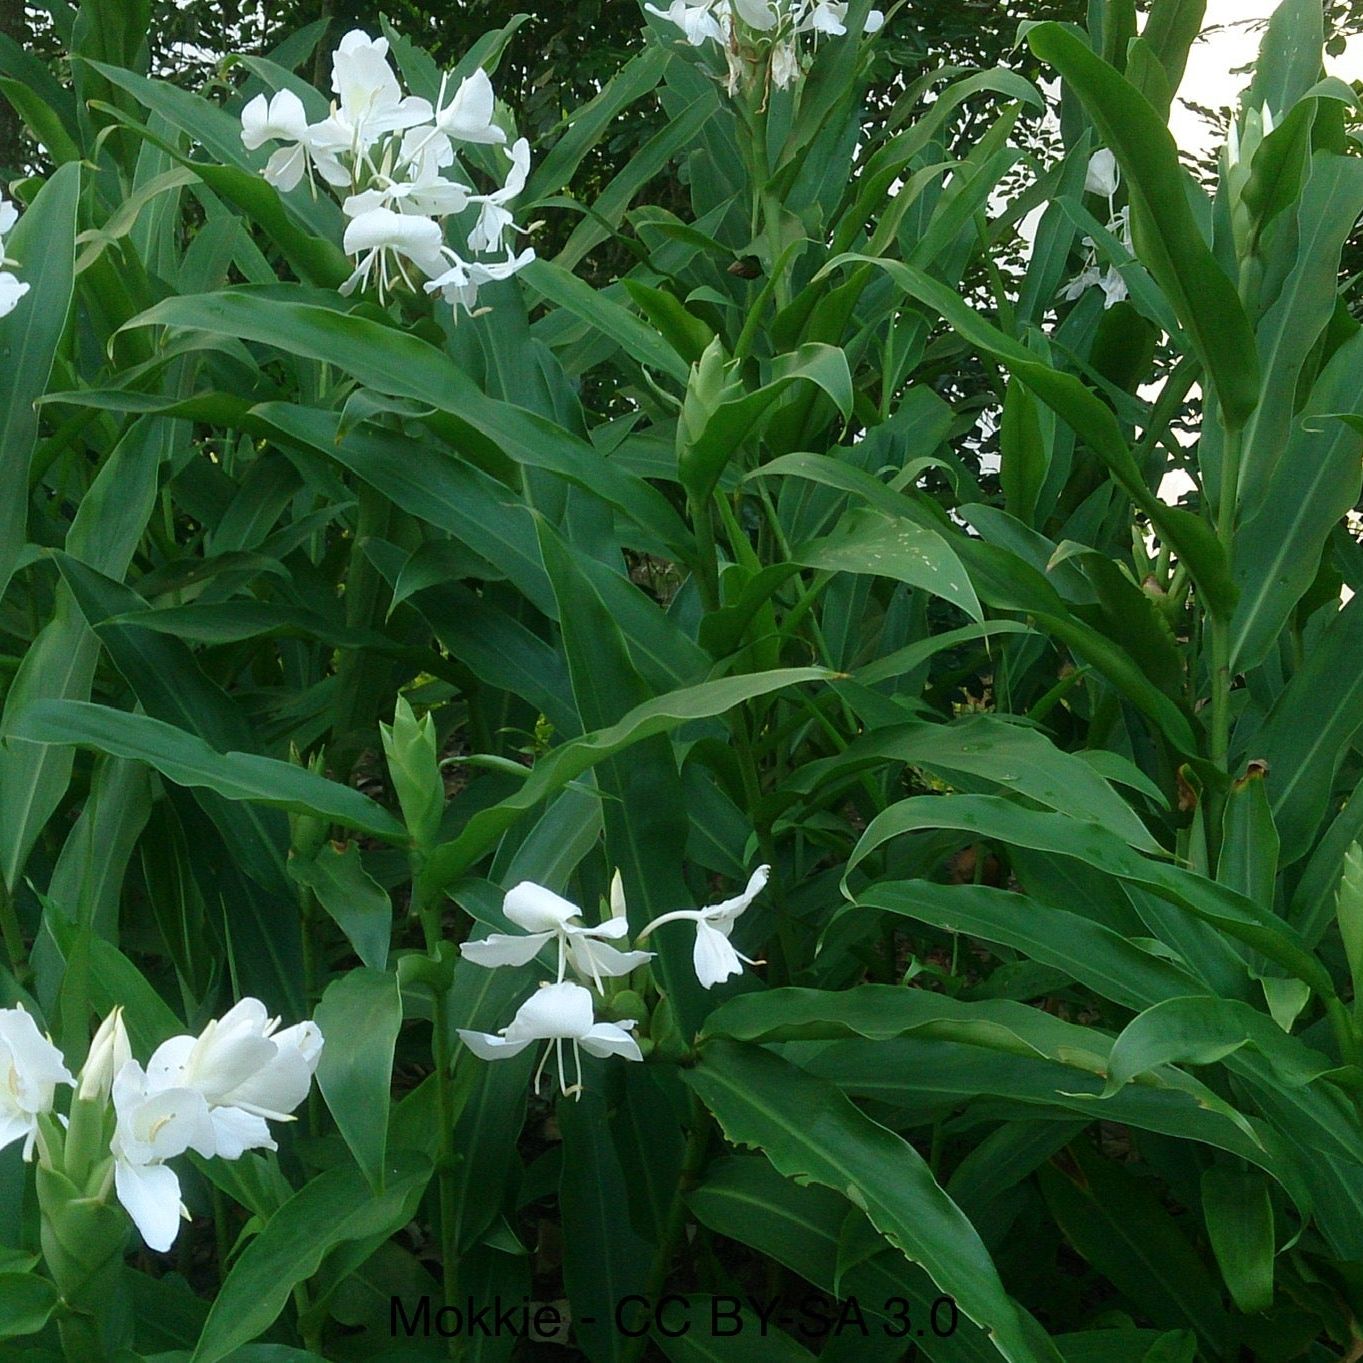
[77,1006,130,1103]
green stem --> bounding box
[1205,425,1243,857]
[415,873,460,1356]
[331,482,393,775]
[620,1091,712,1363]
[0,879,26,981]
[689,494,721,613]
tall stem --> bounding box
[1206,424,1243,852]
[415,872,460,1354]
[0,879,26,981]
[620,1091,712,1363]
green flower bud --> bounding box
[379,696,445,850]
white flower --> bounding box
[330,30,432,145]
[433,68,506,146]
[457,981,642,1098]
[646,0,727,45]
[424,245,535,315]
[0,272,28,319]
[771,40,800,88]
[77,1005,131,1103]
[340,206,448,298]
[1084,147,1119,199]
[465,137,531,254]
[1060,264,1101,302]
[145,1000,323,1160]
[241,90,311,191]
[111,1061,216,1252]
[732,0,779,30]
[0,195,17,240]
[1097,264,1128,308]
[800,1,847,34]
[460,877,653,992]
[0,1006,74,1160]
[636,865,770,990]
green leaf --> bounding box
[524,260,689,383]
[189,1154,430,1363]
[999,379,1047,527]
[849,796,1331,995]
[0,414,167,892]
[788,715,1160,852]
[124,291,693,558]
[10,701,408,844]
[287,843,391,971]
[315,968,403,1191]
[424,666,830,888]
[793,507,982,623]
[558,1093,650,1363]
[1201,1167,1274,1313]
[687,1157,1009,1362]
[1038,1145,1231,1354]
[855,880,1202,1011]
[687,1039,1062,1363]
[816,255,1236,620]
[0,161,79,602]
[679,342,854,502]
[1251,592,1363,864]
[0,1273,59,1338]
[653,1299,818,1363]
[1230,328,1363,670]
[1101,996,1359,1097]
[1025,22,1260,430]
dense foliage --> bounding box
[2,2,1363,1362]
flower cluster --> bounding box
[458,866,770,1096]
[0,999,322,1252]
[240,30,534,317]
[647,0,883,94]
[1060,149,1131,310]
[0,194,29,318]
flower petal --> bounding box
[693,920,745,989]
[456,1028,533,1060]
[460,930,554,969]
[503,981,595,1042]
[579,1022,644,1062]
[502,882,581,934]
[566,937,654,984]
[116,1159,186,1253]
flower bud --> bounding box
[379,696,445,849]
[78,1006,130,1103]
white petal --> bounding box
[579,1022,644,1061]
[503,981,594,1042]
[0,198,18,235]
[460,930,554,968]
[693,920,744,989]
[221,1046,314,1119]
[1084,148,1119,198]
[145,1035,195,1092]
[701,864,770,928]
[207,1105,276,1160]
[264,143,307,192]
[566,937,654,984]
[240,93,270,149]
[456,1028,533,1060]
[502,882,580,934]
[864,10,885,31]
[437,69,505,144]
[732,0,778,30]
[115,1160,186,1253]
[272,1020,324,1071]
[0,1110,35,1156]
